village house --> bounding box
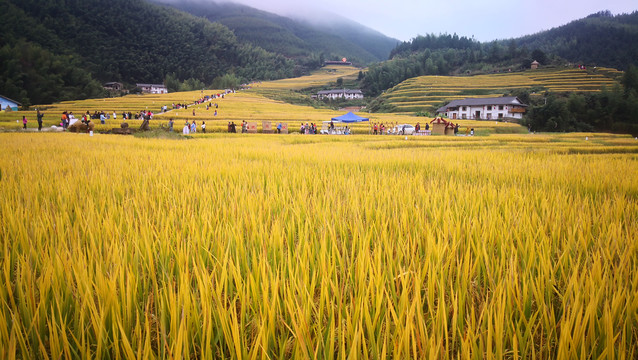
[317,89,364,100]
[103,82,124,91]
[136,83,168,94]
[324,60,353,66]
[437,97,528,120]
[0,95,21,111]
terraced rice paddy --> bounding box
[0,77,525,135]
[1,132,637,358]
[383,67,622,113]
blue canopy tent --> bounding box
[331,112,369,123]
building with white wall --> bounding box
[136,83,168,94]
[317,89,364,100]
[437,97,527,120]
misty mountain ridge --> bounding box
[150,0,399,64]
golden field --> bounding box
[0,91,524,135]
[1,132,637,359]
[0,65,527,135]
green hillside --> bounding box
[364,12,638,98]
[153,0,397,66]
[517,11,638,71]
[0,0,295,106]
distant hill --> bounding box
[151,0,398,66]
[0,0,295,106]
[363,11,638,96]
[515,11,638,71]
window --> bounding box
[462,114,467,119]
[462,106,466,111]
[498,113,504,118]
[499,105,504,110]
[487,105,492,110]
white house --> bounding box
[317,89,364,100]
[437,97,528,120]
[136,83,168,94]
[0,95,21,111]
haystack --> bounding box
[429,117,449,135]
[68,120,94,133]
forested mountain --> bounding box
[151,0,398,67]
[363,11,638,97]
[516,11,638,71]
[0,0,295,106]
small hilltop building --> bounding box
[103,82,123,91]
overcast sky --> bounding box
[221,0,636,41]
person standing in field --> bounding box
[168,118,174,131]
[22,115,27,129]
[201,121,206,133]
[183,121,190,135]
[277,122,282,134]
[191,120,196,133]
[100,112,106,124]
[36,110,44,131]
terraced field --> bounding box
[383,67,622,113]
[253,65,360,91]
[0,65,525,135]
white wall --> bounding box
[447,105,524,120]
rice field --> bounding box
[383,67,622,113]
[0,88,524,135]
[0,65,361,132]
[1,131,637,359]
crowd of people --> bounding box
[17,88,480,137]
[300,123,318,134]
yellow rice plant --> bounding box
[0,132,637,359]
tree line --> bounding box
[522,66,638,135]
[362,11,638,97]
[0,0,296,106]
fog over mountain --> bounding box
[157,0,637,42]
